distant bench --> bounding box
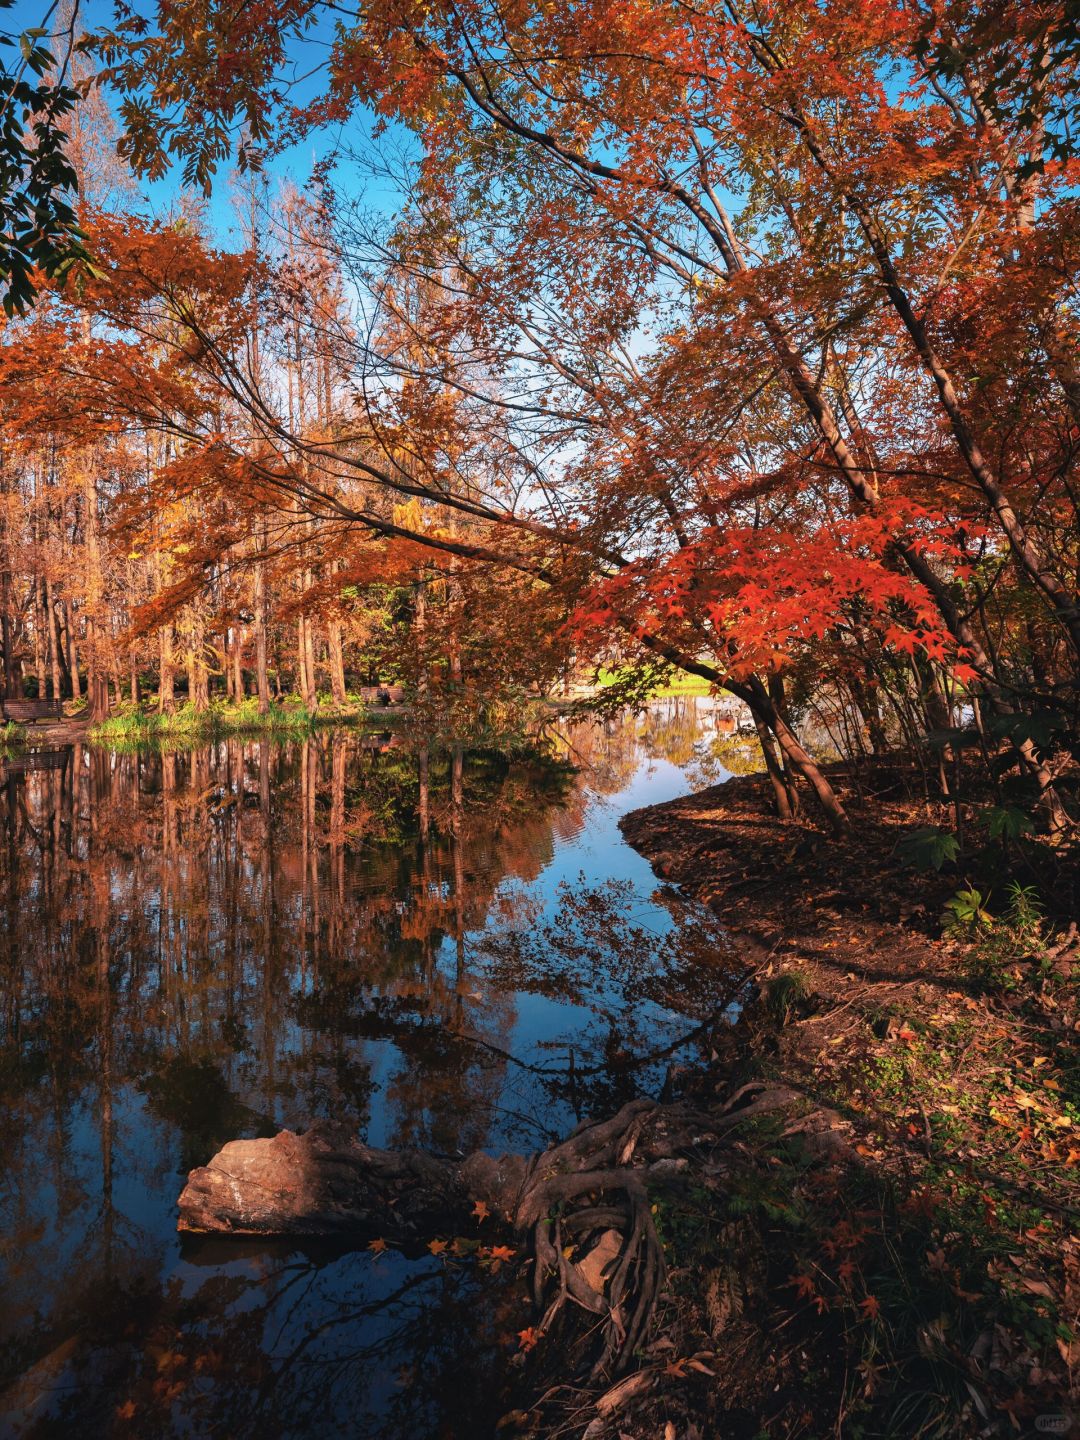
[1,698,62,725]
[357,685,405,706]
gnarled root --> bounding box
[177,1087,811,1377]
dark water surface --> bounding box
[0,699,745,1438]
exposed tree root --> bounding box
[178,1085,833,1381]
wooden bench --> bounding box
[358,685,405,706]
[1,698,62,725]
[2,748,68,772]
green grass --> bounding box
[88,695,357,742]
[595,666,712,698]
[0,720,27,754]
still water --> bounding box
[0,698,746,1438]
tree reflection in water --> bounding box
[0,698,748,1436]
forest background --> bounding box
[0,0,1074,849]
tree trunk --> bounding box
[187,610,210,712]
[45,577,63,702]
[298,613,317,710]
[159,624,175,713]
[634,633,849,831]
[0,496,16,699]
[63,599,81,702]
[253,547,270,717]
[752,710,794,819]
[86,640,110,725]
[327,618,347,705]
[33,578,47,699]
[745,676,849,832]
[232,628,245,699]
[303,608,318,710]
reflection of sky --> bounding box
[364,699,734,1148]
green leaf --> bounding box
[984,805,1034,842]
[896,827,960,872]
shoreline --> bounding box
[0,705,413,754]
[615,769,1077,1437]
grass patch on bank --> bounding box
[595,665,712,698]
[89,695,362,742]
[0,720,27,754]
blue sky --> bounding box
[9,0,409,246]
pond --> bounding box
[0,697,749,1438]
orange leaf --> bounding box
[486,1244,516,1269]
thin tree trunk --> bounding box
[33,578,47,698]
[254,537,270,716]
[303,607,317,710]
[159,623,175,713]
[0,469,16,699]
[752,710,794,819]
[232,627,244,699]
[45,577,62,701]
[64,598,81,702]
[188,608,209,712]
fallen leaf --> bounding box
[576,1229,622,1294]
[1021,1278,1054,1300]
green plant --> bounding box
[0,720,27,751]
[982,804,1034,842]
[1002,880,1043,933]
[765,970,810,1025]
[942,885,994,938]
[958,882,1047,991]
[896,826,959,872]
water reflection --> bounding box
[0,697,749,1437]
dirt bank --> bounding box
[612,772,1078,1438]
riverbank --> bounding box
[612,770,1078,1437]
[87,696,376,741]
